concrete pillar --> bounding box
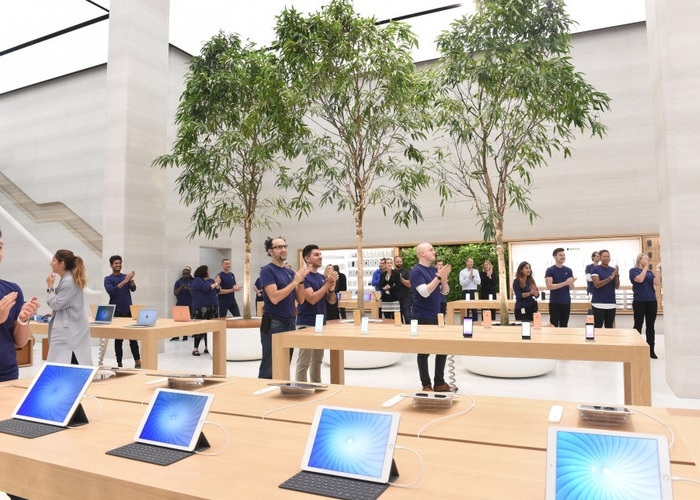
[103,0,170,312]
[646,0,700,396]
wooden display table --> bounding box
[1,379,698,498]
[30,318,227,375]
[63,374,697,465]
[337,299,381,319]
[446,299,591,324]
[272,322,652,405]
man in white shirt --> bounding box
[459,258,481,322]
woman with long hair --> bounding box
[512,261,539,322]
[479,259,498,322]
[46,249,92,365]
[630,253,661,358]
[191,265,220,356]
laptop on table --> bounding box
[0,363,98,438]
[545,426,673,499]
[126,308,158,328]
[90,304,115,325]
[171,305,197,322]
[280,405,401,500]
[106,388,214,466]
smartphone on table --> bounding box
[463,317,473,338]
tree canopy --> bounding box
[434,0,611,320]
[273,0,436,311]
[153,32,301,318]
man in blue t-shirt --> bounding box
[104,255,140,368]
[410,242,453,392]
[258,236,309,379]
[217,258,242,317]
[0,230,40,382]
[295,244,337,383]
[544,247,576,327]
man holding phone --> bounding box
[410,242,453,392]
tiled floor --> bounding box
[19,314,700,410]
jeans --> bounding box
[218,297,240,317]
[295,328,324,385]
[592,306,616,328]
[549,303,571,327]
[461,289,479,321]
[397,296,412,325]
[258,317,295,379]
[415,316,446,387]
[114,312,140,363]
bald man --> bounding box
[409,242,454,392]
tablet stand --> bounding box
[388,458,400,483]
[194,432,211,452]
[67,403,89,428]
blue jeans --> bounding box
[258,317,295,379]
[415,316,446,387]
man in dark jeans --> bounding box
[257,236,309,379]
[104,255,141,368]
[410,243,453,392]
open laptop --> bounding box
[106,388,214,466]
[280,405,400,500]
[90,304,115,325]
[0,362,98,438]
[545,426,673,499]
[126,308,158,328]
[171,305,196,322]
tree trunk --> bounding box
[495,226,509,325]
[356,212,365,314]
[242,220,252,319]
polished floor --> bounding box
[18,314,700,410]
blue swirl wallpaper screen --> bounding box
[138,391,209,448]
[307,408,393,479]
[554,430,663,499]
[15,364,95,424]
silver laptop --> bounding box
[90,304,115,325]
[126,308,158,327]
[545,426,673,499]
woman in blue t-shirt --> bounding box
[629,253,661,359]
[512,261,539,322]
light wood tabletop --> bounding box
[16,374,692,464]
[1,379,698,498]
[31,318,228,375]
[272,322,652,405]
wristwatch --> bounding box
[17,317,30,326]
[436,275,442,281]
[47,287,55,293]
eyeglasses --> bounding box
[272,244,288,250]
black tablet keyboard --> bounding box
[279,470,389,500]
[0,418,65,439]
[106,442,193,466]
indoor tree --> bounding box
[434,0,610,322]
[153,32,301,319]
[273,0,434,313]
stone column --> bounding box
[646,0,700,396]
[103,0,170,312]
